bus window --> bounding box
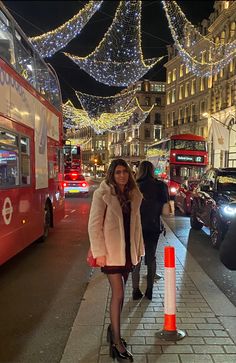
[20,136,30,185]
[171,139,206,151]
[0,129,19,187]
[14,30,36,88]
[48,68,61,110]
[0,10,16,66]
[34,56,51,103]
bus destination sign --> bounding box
[176,155,204,163]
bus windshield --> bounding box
[170,165,205,184]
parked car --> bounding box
[190,167,236,248]
[174,179,200,215]
[63,171,89,196]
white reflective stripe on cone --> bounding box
[164,267,176,315]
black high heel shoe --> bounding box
[110,343,133,362]
[107,324,127,347]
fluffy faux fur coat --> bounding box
[88,180,144,266]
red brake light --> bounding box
[63,182,67,187]
[81,182,87,187]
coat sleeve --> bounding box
[219,218,236,271]
[88,190,107,258]
[137,210,145,258]
[160,181,169,204]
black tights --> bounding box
[107,272,129,344]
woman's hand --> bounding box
[96,256,106,267]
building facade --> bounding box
[70,80,166,173]
[108,80,166,170]
[164,0,236,168]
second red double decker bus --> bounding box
[147,134,208,198]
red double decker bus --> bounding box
[147,134,208,198]
[63,141,82,173]
[0,3,64,264]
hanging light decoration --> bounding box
[63,95,154,134]
[64,1,164,87]
[109,97,154,133]
[63,100,137,134]
[162,0,236,77]
[75,88,137,118]
[30,1,103,58]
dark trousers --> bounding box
[132,231,160,290]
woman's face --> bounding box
[114,165,129,189]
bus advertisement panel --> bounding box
[147,134,208,198]
[0,3,64,265]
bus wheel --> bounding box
[38,203,51,242]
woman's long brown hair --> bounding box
[105,159,138,209]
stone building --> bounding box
[72,79,166,173]
[164,0,236,168]
[108,79,166,170]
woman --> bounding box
[88,159,144,361]
[132,161,169,300]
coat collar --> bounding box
[97,180,142,217]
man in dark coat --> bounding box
[219,218,236,270]
[132,161,169,300]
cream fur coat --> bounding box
[88,180,144,266]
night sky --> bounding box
[3,0,215,104]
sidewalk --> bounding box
[60,221,236,363]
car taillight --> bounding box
[63,182,67,187]
[81,182,87,187]
[70,172,78,181]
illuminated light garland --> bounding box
[162,0,236,77]
[63,100,138,134]
[30,1,103,58]
[64,1,164,86]
[75,88,137,118]
[63,101,91,129]
[109,98,153,133]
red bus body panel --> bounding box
[0,60,64,265]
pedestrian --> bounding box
[219,218,236,270]
[132,160,169,300]
[88,158,144,362]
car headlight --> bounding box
[222,205,236,215]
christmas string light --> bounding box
[63,100,138,134]
[109,97,153,133]
[162,0,236,77]
[64,1,164,87]
[65,129,92,146]
[75,88,137,118]
[30,1,103,58]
